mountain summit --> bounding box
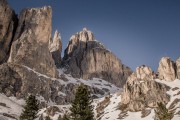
[63,28,132,87]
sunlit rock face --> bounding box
[0,0,18,64]
[49,30,62,68]
[176,58,180,79]
[63,28,132,87]
[8,6,58,78]
[128,65,155,82]
[121,65,170,112]
[157,57,176,81]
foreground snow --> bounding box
[0,94,23,120]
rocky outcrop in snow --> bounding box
[157,57,176,81]
[128,65,155,82]
[49,30,62,68]
[63,28,132,87]
[176,58,180,79]
[0,0,18,64]
[8,6,57,77]
[120,66,170,111]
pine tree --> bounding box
[61,114,69,120]
[45,115,51,120]
[20,95,39,120]
[154,102,173,120]
[70,84,94,120]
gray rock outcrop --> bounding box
[157,57,176,81]
[8,6,57,77]
[128,65,155,82]
[120,66,170,111]
[49,30,62,68]
[176,58,180,79]
[63,28,132,87]
[0,0,18,64]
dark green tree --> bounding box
[20,95,39,120]
[154,102,173,120]
[45,115,51,120]
[70,84,94,120]
[61,114,69,120]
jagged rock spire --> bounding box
[8,6,57,77]
[0,0,18,64]
[49,30,62,67]
[157,57,176,81]
[70,27,94,42]
[63,28,132,87]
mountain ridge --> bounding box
[0,0,180,120]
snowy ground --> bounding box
[0,94,23,120]
[1,66,180,120]
[38,79,180,120]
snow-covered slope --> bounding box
[1,66,180,120]
[38,79,180,120]
[93,79,180,120]
[0,94,23,120]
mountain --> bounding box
[0,0,180,120]
[0,0,18,64]
[62,28,132,87]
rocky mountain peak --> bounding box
[121,65,170,111]
[70,27,94,42]
[83,27,88,31]
[176,57,180,79]
[128,65,155,84]
[157,57,176,81]
[63,28,132,87]
[8,6,57,77]
[49,30,62,67]
[0,0,18,64]
[49,30,62,52]
[13,6,52,44]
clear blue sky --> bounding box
[8,0,180,71]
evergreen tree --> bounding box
[45,115,51,120]
[154,102,173,120]
[61,114,69,120]
[70,84,94,120]
[20,95,39,120]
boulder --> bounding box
[157,57,176,81]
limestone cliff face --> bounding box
[49,30,62,68]
[128,65,155,82]
[63,28,132,87]
[121,65,170,111]
[157,57,176,81]
[176,58,180,79]
[0,0,18,64]
[8,6,57,77]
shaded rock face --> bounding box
[0,0,18,64]
[120,66,170,112]
[63,28,132,87]
[157,57,176,81]
[8,6,57,77]
[0,63,111,107]
[0,63,51,101]
[49,30,62,68]
[176,58,180,79]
